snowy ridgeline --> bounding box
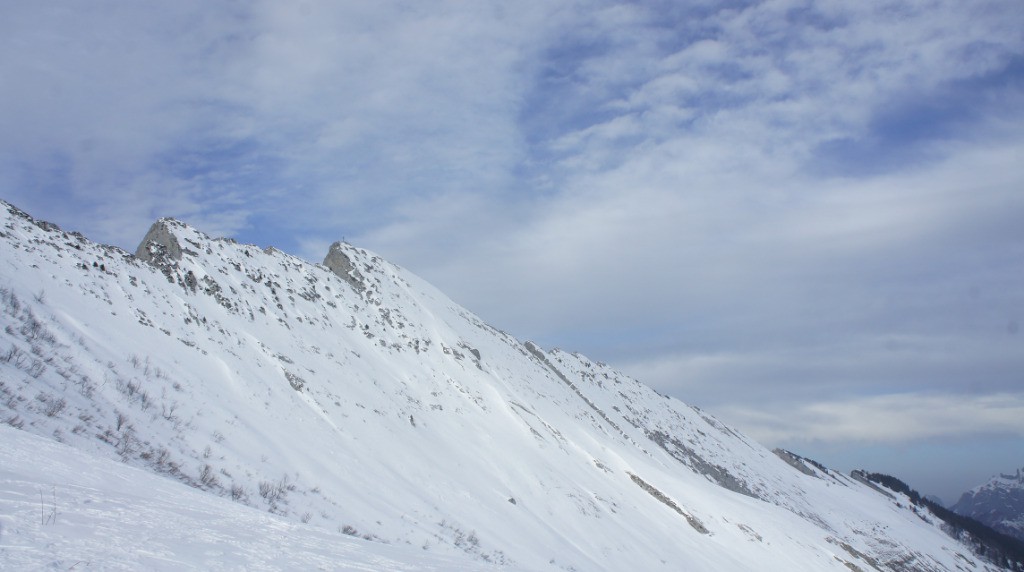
[0,199,1013,571]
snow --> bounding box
[0,199,1009,571]
[0,425,488,570]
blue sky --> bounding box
[3,0,1023,502]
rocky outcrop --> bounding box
[136,220,183,264]
[322,241,366,293]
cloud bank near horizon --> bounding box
[3,0,1023,487]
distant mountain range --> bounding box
[1,198,1022,571]
[954,468,1024,542]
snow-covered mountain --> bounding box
[953,469,1024,542]
[0,198,1018,571]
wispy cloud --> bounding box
[0,1,258,245]
[3,0,1023,491]
[717,392,1024,444]
[1,0,559,248]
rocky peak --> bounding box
[999,468,1024,485]
[135,219,184,264]
[323,241,367,293]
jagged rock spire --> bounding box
[323,241,365,293]
[136,219,183,263]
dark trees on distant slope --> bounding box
[864,472,1024,571]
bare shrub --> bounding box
[199,464,219,488]
[0,287,21,316]
[258,475,291,504]
[43,396,66,417]
[75,374,95,398]
[116,426,137,459]
[258,480,284,503]
[19,309,55,345]
[152,447,172,471]
[1,345,25,364]
[258,480,274,499]
[138,390,151,410]
[26,359,47,378]
[230,483,247,502]
[118,378,141,398]
[161,402,179,421]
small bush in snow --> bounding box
[161,402,179,422]
[230,483,247,502]
[258,477,289,504]
[1,345,25,365]
[116,427,137,459]
[26,359,47,379]
[199,464,219,488]
[41,395,66,417]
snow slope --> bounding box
[0,425,487,571]
[0,199,1009,571]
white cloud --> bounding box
[2,0,1023,490]
[0,1,256,243]
[716,392,1024,445]
[0,0,567,249]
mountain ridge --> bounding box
[953,468,1024,543]
[0,198,1016,570]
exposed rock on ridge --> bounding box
[136,219,184,263]
[323,241,366,293]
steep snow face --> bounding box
[953,469,1024,541]
[0,199,1009,571]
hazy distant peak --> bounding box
[998,468,1024,485]
[970,467,1024,494]
[951,465,1024,543]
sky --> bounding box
[2,0,1023,503]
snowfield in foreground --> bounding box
[0,425,485,571]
